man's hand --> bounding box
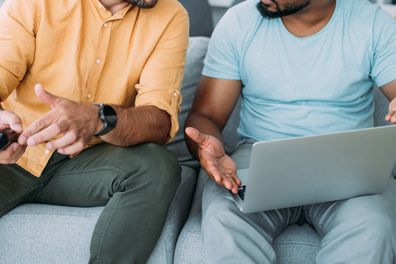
[386,97,396,124]
[0,111,26,164]
[18,84,102,155]
[185,127,240,194]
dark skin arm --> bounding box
[185,77,242,193]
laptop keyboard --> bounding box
[238,185,246,200]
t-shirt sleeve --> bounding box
[370,9,396,88]
[202,9,241,80]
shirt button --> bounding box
[87,94,92,99]
[45,149,50,154]
[104,23,109,28]
[96,59,101,64]
[172,91,178,97]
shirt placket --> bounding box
[84,18,112,103]
[85,3,131,103]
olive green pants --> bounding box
[0,143,181,264]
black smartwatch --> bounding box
[95,104,117,136]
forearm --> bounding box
[101,105,171,146]
[185,113,224,160]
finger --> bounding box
[0,143,25,164]
[9,143,26,162]
[223,176,239,194]
[47,132,77,150]
[35,84,60,107]
[19,114,53,145]
[205,164,223,184]
[221,177,235,192]
[185,127,207,145]
[0,111,23,133]
[231,173,241,186]
[391,113,396,124]
[57,141,85,156]
[27,123,64,147]
[385,114,391,122]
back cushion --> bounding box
[166,37,209,168]
[178,0,213,37]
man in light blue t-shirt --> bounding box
[185,0,396,263]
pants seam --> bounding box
[95,193,121,264]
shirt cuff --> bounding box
[135,89,181,141]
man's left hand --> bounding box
[386,97,396,124]
[18,84,102,155]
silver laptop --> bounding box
[234,125,396,214]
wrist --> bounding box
[94,104,118,136]
[88,104,103,135]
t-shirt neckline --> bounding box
[278,0,339,41]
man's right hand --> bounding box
[0,110,26,164]
[185,127,240,194]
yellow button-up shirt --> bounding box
[0,0,189,176]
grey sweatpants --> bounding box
[202,143,396,263]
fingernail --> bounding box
[19,136,27,144]
[12,124,22,133]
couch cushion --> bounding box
[166,37,209,169]
[179,0,213,37]
[147,166,197,263]
[0,166,196,264]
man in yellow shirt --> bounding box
[0,0,188,263]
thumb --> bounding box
[185,127,207,145]
[35,84,59,106]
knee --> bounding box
[109,144,181,198]
[134,143,181,202]
[358,214,394,243]
[143,143,181,188]
[203,195,238,229]
[336,198,395,244]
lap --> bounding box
[305,177,396,236]
[31,143,179,206]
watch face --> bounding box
[102,105,117,127]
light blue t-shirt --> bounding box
[203,0,396,141]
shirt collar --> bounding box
[94,0,133,22]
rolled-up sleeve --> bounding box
[0,0,37,101]
[135,7,189,140]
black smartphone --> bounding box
[0,128,19,151]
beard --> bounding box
[125,0,158,9]
[257,0,310,18]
